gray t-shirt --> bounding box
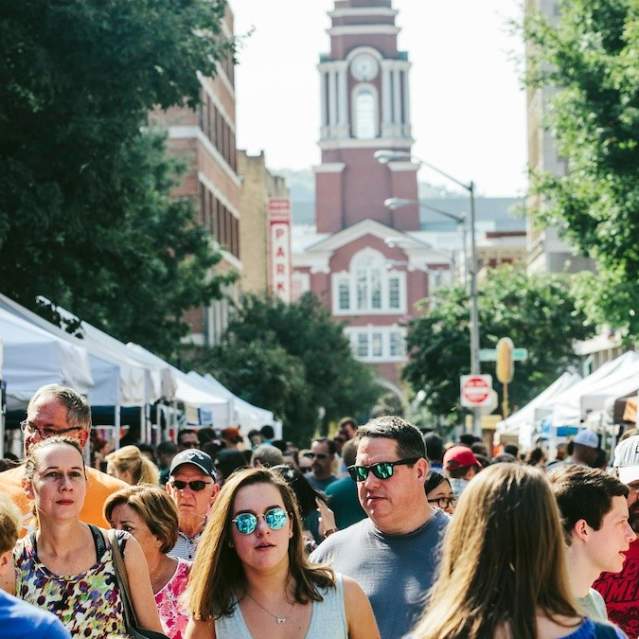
[310,510,448,639]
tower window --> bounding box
[354,88,377,139]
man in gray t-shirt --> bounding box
[311,416,448,639]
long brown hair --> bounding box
[412,463,579,639]
[185,467,334,621]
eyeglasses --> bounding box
[303,452,328,460]
[348,458,420,482]
[20,420,83,439]
[428,496,456,509]
[170,479,212,492]
[231,507,289,535]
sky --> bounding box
[232,0,527,198]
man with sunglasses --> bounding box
[304,437,338,492]
[166,449,220,561]
[311,416,448,639]
[0,384,126,534]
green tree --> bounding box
[193,294,381,444]
[403,267,594,423]
[524,0,639,336]
[0,0,233,358]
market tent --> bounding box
[549,351,639,426]
[187,371,276,434]
[0,294,145,407]
[0,307,93,410]
[126,344,230,427]
[496,371,582,448]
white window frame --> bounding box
[332,249,407,316]
[345,325,407,363]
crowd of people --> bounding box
[0,383,638,638]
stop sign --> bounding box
[460,375,493,408]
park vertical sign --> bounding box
[268,198,292,303]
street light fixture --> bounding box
[377,151,482,435]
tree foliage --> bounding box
[0,0,233,358]
[403,267,594,423]
[524,0,639,335]
[192,294,381,444]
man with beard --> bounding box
[594,435,639,637]
[304,437,338,492]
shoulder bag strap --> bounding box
[107,528,139,629]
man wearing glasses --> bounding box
[310,416,448,639]
[166,449,219,561]
[304,437,338,492]
[0,384,126,533]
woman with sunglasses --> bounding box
[425,471,456,515]
[184,467,379,639]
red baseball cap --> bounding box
[443,445,479,469]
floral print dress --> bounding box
[14,527,127,638]
[155,558,191,639]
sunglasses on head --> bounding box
[231,507,289,535]
[348,458,420,482]
[170,479,211,491]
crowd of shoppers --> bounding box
[1,383,638,638]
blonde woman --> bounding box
[184,468,379,639]
[9,437,163,638]
[106,485,191,639]
[106,444,160,485]
[411,463,625,639]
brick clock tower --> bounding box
[292,0,451,395]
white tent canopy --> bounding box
[0,294,145,407]
[496,372,582,449]
[187,371,277,434]
[0,307,93,410]
[126,344,230,427]
[549,351,639,426]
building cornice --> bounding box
[319,136,414,150]
[327,25,400,37]
[388,161,420,172]
[169,126,241,188]
[328,8,399,19]
[313,163,346,173]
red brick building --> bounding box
[292,0,450,394]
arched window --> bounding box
[332,249,406,315]
[354,88,377,139]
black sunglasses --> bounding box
[348,458,420,482]
[170,479,212,491]
[304,452,329,460]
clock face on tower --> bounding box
[351,53,378,82]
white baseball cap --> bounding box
[573,429,599,449]
[613,435,639,484]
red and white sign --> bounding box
[460,374,493,408]
[268,198,292,303]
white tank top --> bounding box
[215,573,347,639]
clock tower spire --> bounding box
[315,0,419,233]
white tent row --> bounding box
[549,351,639,426]
[187,372,280,435]
[496,372,582,449]
[0,307,94,410]
[0,294,146,408]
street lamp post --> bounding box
[377,150,482,435]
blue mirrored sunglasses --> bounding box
[232,507,289,535]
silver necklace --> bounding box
[245,591,290,624]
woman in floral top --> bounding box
[106,484,192,639]
[9,437,163,638]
